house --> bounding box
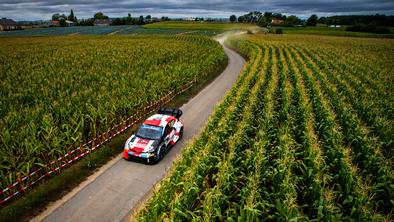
[151,17,161,23]
[271,18,285,25]
[51,20,60,27]
[49,20,74,27]
[65,20,74,27]
[94,19,112,26]
[184,17,195,21]
[0,18,18,31]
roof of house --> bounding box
[271,18,285,24]
[65,20,74,24]
[0,18,17,26]
[271,18,284,22]
[94,19,112,25]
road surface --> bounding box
[37,37,245,222]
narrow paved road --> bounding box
[39,39,245,222]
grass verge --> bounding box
[0,44,228,222]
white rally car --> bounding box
[123,108,184,164]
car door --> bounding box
[168,120,176,143]
[164,122,176,146]
[163,125,172,146]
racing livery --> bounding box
[123,108,184,164]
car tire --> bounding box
[179,127,184,140]
[152,145,163,164]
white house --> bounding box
[0,18,18,31]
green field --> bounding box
[0,22,258,37]
[144,21,258,31]
[0,25,201,37]
[272,26,394,38]
[137,34,394,221]
[1,22,392,38]
[0,35,226,191]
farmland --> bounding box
[144,21,258,31]
[272,26,394,38]
[0,25,217,37]
[137,34,394,221]
[0,35,226,197]
[0,24,224,37]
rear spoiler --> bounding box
[158,107,183,119]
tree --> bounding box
[257,16,268,27]
[138,15,144,25]
[264,12,273,20]
[59,19,67,27]
[306,14,318,26]
[272,13,283,19]
[318,16,327,24]
[60,14,67,20]
[68,9,76,22]
[122,13,132,25]
[78,19,93,26]
[146,15,151,22]
[286,15,301,26]
[94,12,109,20]
[52,13,66,21]
[52,13,60,21]
[238,15,245,23]
[230,15,237,23]
[112,18,122,25]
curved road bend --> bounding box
[38,40,245,222]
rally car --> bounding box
[123,108,184,164]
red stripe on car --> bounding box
[165,116,176,122]
[143,119,161,126]
[131,147,144,153]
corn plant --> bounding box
[137,34,393,221]
[0,35,226,196]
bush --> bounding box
[268,28,283,34]
[346,23,391,34]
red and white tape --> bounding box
[0,78,197,205]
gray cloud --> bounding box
[0,0,393,21]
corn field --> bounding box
[0,35,226,193]
[137,34,394,221]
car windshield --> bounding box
[136,124,163,140]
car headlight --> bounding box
[146,145,157,153]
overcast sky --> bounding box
[1,0,394,21]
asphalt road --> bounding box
[39,38,245,222]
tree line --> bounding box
[229,12,392,34]
[230,12,394,27]
[229,11,316,27]
[51,10,157,26]
[318,14,394,26]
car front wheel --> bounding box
[179,127,184,140]
[152,145,163,164]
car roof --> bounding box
[143,114,176,127]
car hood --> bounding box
[127,136,158,153]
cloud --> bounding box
[0,0,393,21]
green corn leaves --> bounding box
[137,34,393,221]
[0,35,226,194]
